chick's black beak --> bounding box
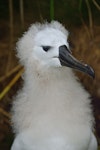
[59,45,95,78]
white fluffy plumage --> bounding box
[11,21,97,150]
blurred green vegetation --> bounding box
[0,0,100,26]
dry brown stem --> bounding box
[0,68,24,100]
[92,0,100,11]
[0,65,22,82]
[0,107,11,119]
[85,0,94,38]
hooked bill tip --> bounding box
[86,65,95,79]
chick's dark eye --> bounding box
[42,46,51,52]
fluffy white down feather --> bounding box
[11,21,97,150]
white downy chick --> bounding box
[11,21,97,150]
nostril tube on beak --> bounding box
[59,45,72,54]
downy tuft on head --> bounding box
[16,21,68,66]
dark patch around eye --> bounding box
[42,46,51,52]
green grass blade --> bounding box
[50,0,54,20]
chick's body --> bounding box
[11,21,97,150]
